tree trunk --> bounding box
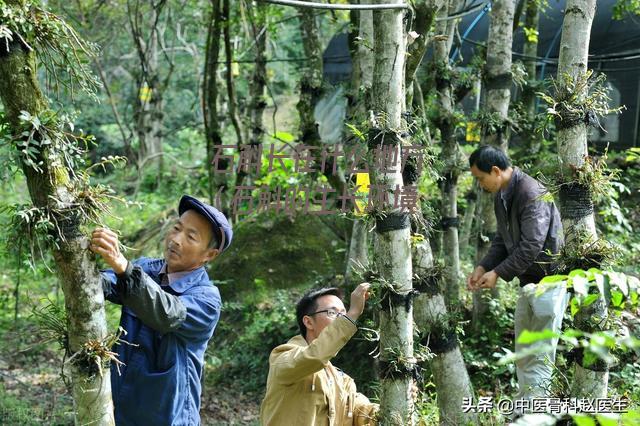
[432,0,463,306]
[203,0,231,213]
[555,0,608,399]
[413,237,477,425]
[472,0,515,328]
[405,0,440,107]
[128,0,168,174]
[522,0,542,155]
[0,6,114,424]
[248,1,268,151]
[370,2,415,424]
[222,0,247,195]
[345,9,374,285]
[481,0,515,151]
[297,2,347,194]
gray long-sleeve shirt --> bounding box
[479,168,563,285]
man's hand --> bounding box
[346,282,370,322]
[466,265,486,291]
[475,270,499,290]
[90,228,128,275]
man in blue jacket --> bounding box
[91,195,232,425]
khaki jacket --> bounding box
[260,316,378,426]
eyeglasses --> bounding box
[307,309,344,319]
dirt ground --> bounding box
[0,323,260,425]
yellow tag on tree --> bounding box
[231,62,240,77]
[355,173,370,215]
[139,84,152,102]
[466,121,481,142]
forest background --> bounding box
[0,0,639,425]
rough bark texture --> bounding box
[223,0,247,189]
[128,0,170,171]
[297,2,347,194]
[522,0,542,154]
[203,0,230,211]
[345,9,373,285]
[412,239,476,426]
[371,2,414,424]
[482,0,515,150]
[0,10,114,424]
[248,1,268,150]
[433,0,463,306]
[405,0,440,106]
[473,0,515,328]
[555,0,608,398]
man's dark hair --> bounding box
[296,287,344,338]
[207,227,220,250]
[469,145,511,173]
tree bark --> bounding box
[0,4,114,423]
[405,0,440,106]
[345,9,373,285]
[432,0,463,306]
[247,1,268,151]
[203,0,231,213]
[555,0,608,399]
[522,0,542,155]
[222,0,247,192]
[370,2,414,424]
[413,237,477,425]
[128,0,171,174]
[472,0,515,328]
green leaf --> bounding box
[516,329,559,344]
[273,131,294,143]
[571,414,596,426]
[570,297,580,317]
[571,275,589,296]
[569,269,588,278]
[596,414,619,426]
[540,274,568,284]
[610,291,624,307]
[582,293,600,307]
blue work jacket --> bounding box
[102,257,222,425]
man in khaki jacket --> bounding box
[260,283,378,426]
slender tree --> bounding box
[554,0,607,398]
[345,8,374,285]
[127,0,175,172]
[247,1,268,152]
[369,1,415,423]
[413,235,477,425]
[0,1,114,423]
[202,0,229,210]
[431,0,463,305]
[472,0,516,328]
[203,0,231,212]
[522,0,542,155]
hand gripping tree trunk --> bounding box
[472,0,515,329]
[0,3,113,424]
[369,2,415,424]
[413,234,476,425]
[554,0,608,399]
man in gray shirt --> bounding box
[467,145,568,403]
